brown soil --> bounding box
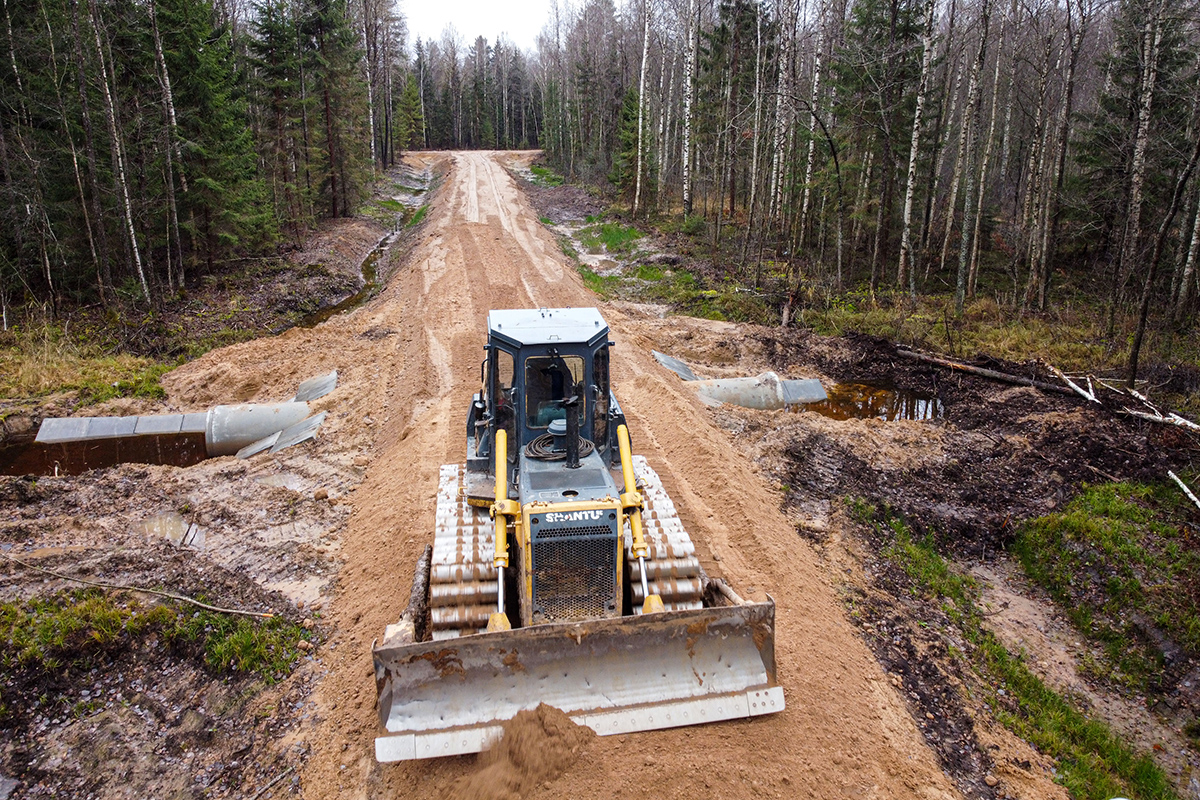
[4,150,1197,799]
[446,705,594,800]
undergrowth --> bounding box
[406,205,429,227]
[0,588,311,689]
[859,502,1177,800]
[529,164,565,187]
[1014,480,1200,690]
[0,324,173,402]
[579,222,643,253]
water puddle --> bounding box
[135,512,205,549]
[0,432,207,477]
[805,382,943,422]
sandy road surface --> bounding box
[179,151,962,798]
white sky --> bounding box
[402,0,552,54]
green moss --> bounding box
[0,589,311,685]
[0,324,174,401]
[406,205,429,227]
[577,266,622,297]
[579,223,643,253]
[1014,480,1200,689]
[863,508,1179,800]
[529,164,565,187]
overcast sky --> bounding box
[402,0,552,54]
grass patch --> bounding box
[795,292,1117,375]
[579,222,643,253]
[0,589,311,687]
[578,265,622,298]
[529,164,565,187]
[0,324,172,401]
[862,504,1178,799]
[1013,480,1200,690]
[406,205,429,227]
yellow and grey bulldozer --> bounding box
[372,308,783,762]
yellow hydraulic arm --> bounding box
[617,424,664,614]
[488,429,520,632]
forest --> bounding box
[1,0,1198,380]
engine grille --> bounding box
[531,522,619,623]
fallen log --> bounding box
[1046,364,1100,404]
[1169,471,1200,512]
[895,349,1073,395]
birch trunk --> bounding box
[681,0,697,215]
[42,0,101,302]
[798,1,826,251]
[955,0,991,314]
[1033,0,1086,310]
[996,0,1018,217]
[88,0,149,302]
[770,0,799,227]
[149,0,184,291]
[1113,1,1164,309]
[931,48,965,279]
[966,1,1008,298]
[898,0,936,291]
[1176,191,1200,321]
[657,50,675,210]
[364,10,377,168]
[742,6,764,268]
[71,0,112,292]
[1128,124,1200,386]
[633,0,650,216]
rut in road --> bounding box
[275,151,962,799]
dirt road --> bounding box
[158,151,962,798]
[222,150,960,800]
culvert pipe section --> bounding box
[688,372,827,410]
[203,402,312,456]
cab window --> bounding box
[593,346,609,447]
[525,355,585,428]
[492,348,516,449]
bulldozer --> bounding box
[372,308,783,762]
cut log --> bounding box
[894,349,1073,395]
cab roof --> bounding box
[487,308,609,348]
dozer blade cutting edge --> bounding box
[372,599,782,762]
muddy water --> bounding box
[806,382,943,421]
[0,432,208,477]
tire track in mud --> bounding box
[293,152,964,800]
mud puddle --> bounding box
[805,381,943,421]
[0,432,207,477]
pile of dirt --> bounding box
[447,705,595,800]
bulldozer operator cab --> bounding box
[465,308,630,629]
[469,307,620,477]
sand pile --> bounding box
[446,705,595,800]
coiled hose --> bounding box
[523,433,596,461]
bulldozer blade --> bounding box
[373,599,783,762]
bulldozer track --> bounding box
[427,457,705,639]
[429,464,497,639]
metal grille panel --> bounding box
[531,524,618,623]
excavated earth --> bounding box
[2,150,1198,799]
